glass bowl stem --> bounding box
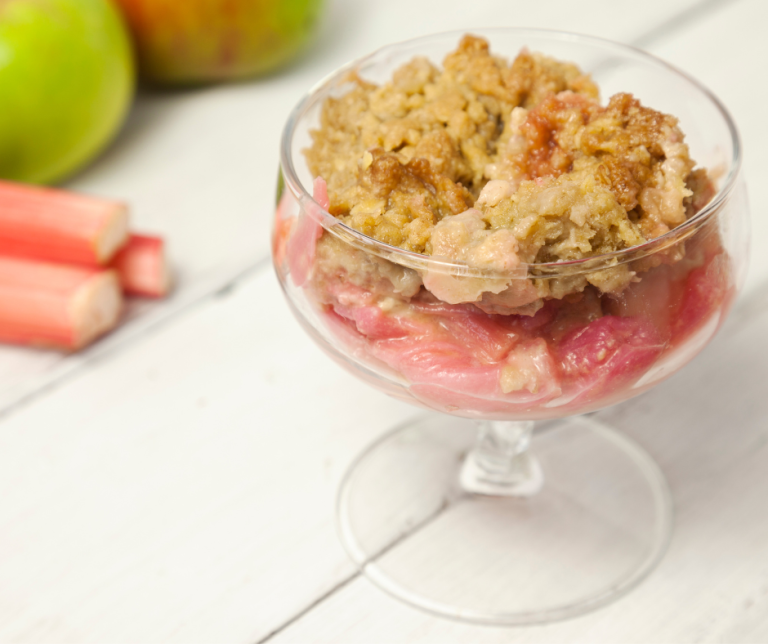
[461,420,543,496]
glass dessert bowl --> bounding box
[272,29,749,624]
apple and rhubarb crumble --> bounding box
[277,34,732,417]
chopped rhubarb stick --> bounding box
[0,180,129,265]
[111,234,171,298]
[0,256,123,350]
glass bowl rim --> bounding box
[279,26,742,278]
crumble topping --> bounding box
[304,34,713,309]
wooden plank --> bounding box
[645,0,768,297]
[0,268,415,643]
[0,258,263,413]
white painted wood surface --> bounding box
[0,0,766,642]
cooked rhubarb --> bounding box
[0,256,123,350]
[0,180,129,265]
[111,234,171,298]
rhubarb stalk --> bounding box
[0,256,123,350]
[0,180,129,265]
[111,234,171,298]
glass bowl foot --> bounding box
[337,414,673,625]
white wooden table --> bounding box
[1,0,766,642]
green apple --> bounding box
[112,0,323,85]
[0,0,135,184]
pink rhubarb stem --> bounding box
[111,234,171,298]
[0,255,123,350]
[0,180,129,266]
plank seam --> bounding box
[0,255,273,423]
[257,494,456,643]
[257,572,360,644]
[631,0,745,48]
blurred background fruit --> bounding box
[112,0,324,85]
[0,0,135,185]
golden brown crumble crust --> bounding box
[305,34,710,269]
